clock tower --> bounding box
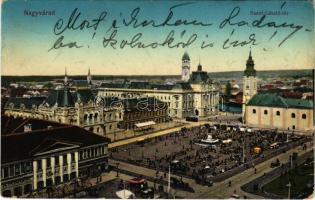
[181,52,190,82]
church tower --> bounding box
[87,68,92,85]
[242,48,257,121]
[64,67,68,85]
[181,52,190,82]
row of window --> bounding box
[252,109,307,119]
[38,153,76,170]
[2,162,32,179]
[125,110,166,119]
[83,112,121,122]
[79,145,107,160]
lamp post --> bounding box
[116,162,120,177]
[167,164,171,197]
[153,88,157,112]
[287,181,291,199]
[242,139,246,163]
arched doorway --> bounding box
[195,109,199,116]
[2,190,12,197]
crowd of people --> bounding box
[111,124,311,183]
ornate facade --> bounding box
[1,117,110,198]
[117,97,169,129]
[4,86,123,136]
[98,53,220,119]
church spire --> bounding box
[87,67,92,84]
[197,56,202,71]
[244,48,256,77]
[64,67,68,85]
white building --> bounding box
[98,54,220,119]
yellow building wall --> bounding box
[260,107,271,127]
[246,105,313,132]
[272,108,284,129]
[246,106,259,125]
[285,108,298,130]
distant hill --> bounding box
[1,75,181,87]
[208,69,313,79]
[1,69,313,86]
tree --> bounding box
[43,82,54,89]
[225,81,232,97]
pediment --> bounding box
[30,139,80,156]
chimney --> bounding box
[24,123,32,132]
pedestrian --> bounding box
[228,180,231,187]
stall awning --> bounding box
[116,190,135,199]
[135,121,156,128]
[127,178,145,184]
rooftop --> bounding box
[100,81,192,91]
[1,116,110,164]
[247,93,313,109]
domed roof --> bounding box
[182,52,190,60]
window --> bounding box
[276,111,280,116]
[9,165,14,177]
[292,125,295,129]
[291,113,296,118]
[55,157,59,165]
[3,167,9,178]
[37,161,42,170]
[84,150,88,158]
[21,163,26,174]
[15,164,20,175]
[302,114,307,119]
[264,110,268,115]
[252,109,256,114]
[71,153,75,162]
[25,162,31,172]
[63,155,67,165]
[47,158,51,168]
